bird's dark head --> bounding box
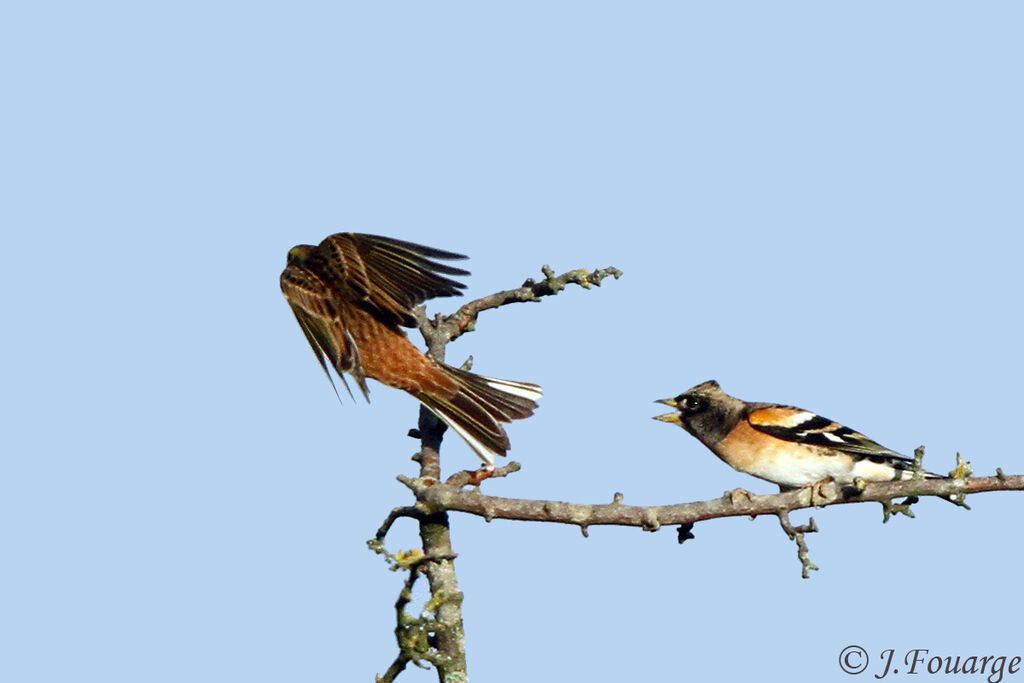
[654,380,743,447]
[286,244,316,266]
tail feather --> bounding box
[890,461,967,506]
[416,366,542,466]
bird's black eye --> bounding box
[680,395,707,413]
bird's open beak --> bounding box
[653,398,681,424]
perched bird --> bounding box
[281,232,542,467]
[654,380,937,488]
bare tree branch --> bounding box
[386,465,1021,579]
[429,265,622,343]
[364,257,1024,682]
[374,506,425,543]
[776,510,819,579]
[374,554,460,683]
[400,469,1023,531]
[372,264,621,682]
[375,569,416,683]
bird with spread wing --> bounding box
[281,232,541,467]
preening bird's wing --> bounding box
[318,233,469,328]
[280,258,368,400]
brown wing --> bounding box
[280,259,369,400]
[317,233,469,328]
[280,233,469,401]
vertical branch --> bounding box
[413,313,469,682]
[416,503,467,681]
[377,269,620,680]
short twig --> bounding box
[376,655,409,683]
[375,506,426,542]
[776,510,819,579]
[444,461,522,488]
[376,568,421,682]
[880,496,919,523]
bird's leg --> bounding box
[795,478,839,508]
[724,488,754,506]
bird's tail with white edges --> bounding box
[416,366,542,467]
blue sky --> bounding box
[4,2,1023,681]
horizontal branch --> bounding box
[401,470,1024,533]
